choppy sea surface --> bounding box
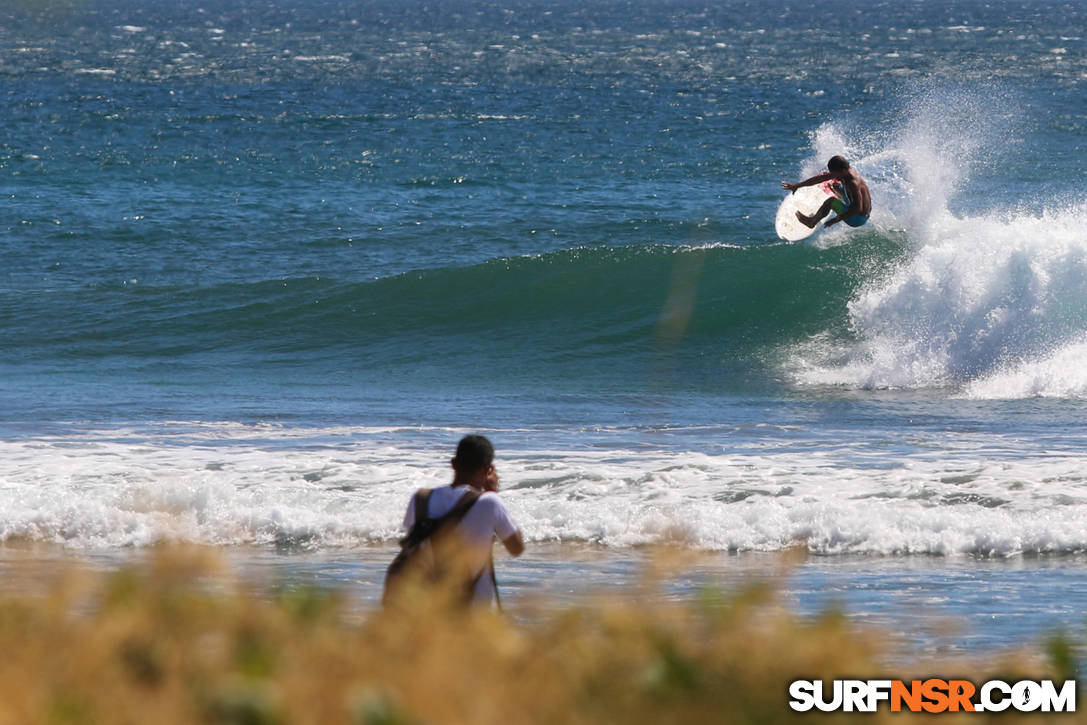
[2,0,1086,655]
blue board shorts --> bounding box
[829,195,869,227]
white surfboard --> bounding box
[775,181,841,241]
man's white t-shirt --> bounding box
[402,484,518,606]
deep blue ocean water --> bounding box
[1,0,1086,655]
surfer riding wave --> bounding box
[783,155,872,229]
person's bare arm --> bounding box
[501,530,525,557]
[481,466,524,556]
[782,172,831,193]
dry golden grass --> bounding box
[0,546,1077,725]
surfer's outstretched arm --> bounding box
[782,172,832,193]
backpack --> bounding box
[382,487,483,606]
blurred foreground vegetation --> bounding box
[0,547,1078,724]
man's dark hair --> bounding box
[828,155,850,172]
[452,435,495,473]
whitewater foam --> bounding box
[790,86,1087,397]
[965,336,1087,399]
[2,422,1084,556]
[795,203,1087,392]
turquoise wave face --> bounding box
[0,237,907,394]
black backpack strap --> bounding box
[443,488,481,522]
[489,556,501,611]
[403,487,479,546]
[413,488,433,526]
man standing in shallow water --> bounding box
[782,155,872,230]
[401,435,524,607]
